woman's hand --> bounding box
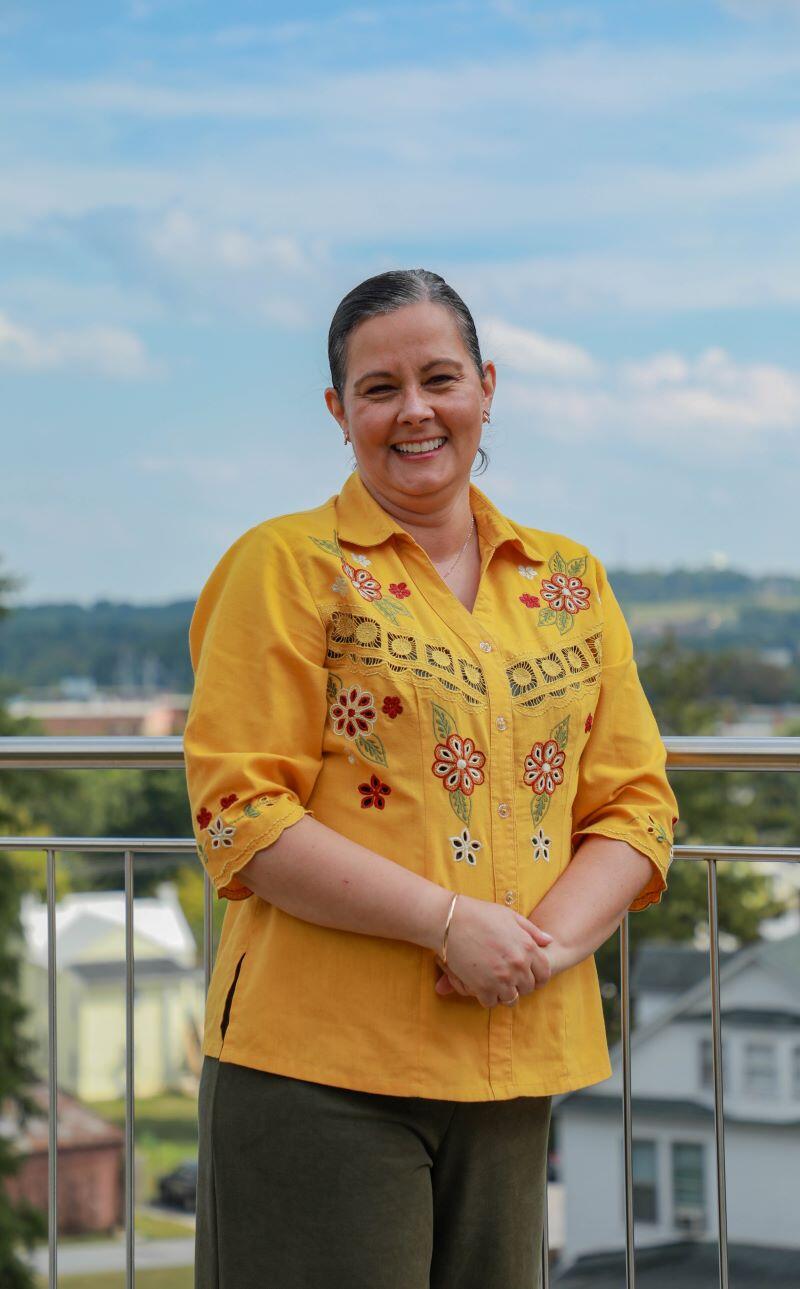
[431,895,554,1008]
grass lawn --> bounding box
[36,1269,193,1289]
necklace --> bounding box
[435,514,475,582]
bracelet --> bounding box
[440,893,459,965]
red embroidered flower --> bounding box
[523,740,566,796]
[330,684,378,738]
[341,559,382,601]
[196,807,212,829]
[382,696,403,719]
[540,572,590,616]
[220,793,238,809]
[519,593,540,609]
[432,733,486,796]
[358,773,392,809]
[389,581,411,599]
[584,714,593,733]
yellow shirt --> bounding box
[183,467,678,1101]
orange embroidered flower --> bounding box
[432,733,486,796]
[341,559,382,601]
[523,739,566,796]
[540,572,590,616]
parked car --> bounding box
[157,1158,197,1212]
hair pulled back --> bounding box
[328,268,489,475]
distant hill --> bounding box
[1,568,798,695]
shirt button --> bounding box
[497,802,510,818]
[479,641,493,652]
[504,890,515,905]
[496,715,508,731]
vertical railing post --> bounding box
[707,859,729,1289]
[124,849,135,1289]
[620,913,635,1289]
[46,847,58,1289]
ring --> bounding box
[501,991,519,1006]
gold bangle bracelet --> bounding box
[440,893,459,964]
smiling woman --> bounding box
[186,267,677,1289]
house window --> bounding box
[742,1041,778,1097]
[632,1139,658,1223]
[672,1142,706,1230]
[699,1037,729,1090]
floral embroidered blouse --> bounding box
[183,466,678,1101]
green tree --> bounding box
[0,559,47,1286]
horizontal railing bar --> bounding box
[0,838,798,861]
[1,735,799,771]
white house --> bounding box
[553,934,800,1273]
[17,882,205,1101]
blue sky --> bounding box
[2,0,799,605]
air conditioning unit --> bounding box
[674,1206,706,1237]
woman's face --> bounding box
[325,300,495,510]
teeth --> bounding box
[394,437,446,455]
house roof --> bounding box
[69,956,200,983]
[563,1091,800,1129]
[0,1083,124,1155]
[630,943,735,996]
[20,880,197,970]
[553,1240,799,1287]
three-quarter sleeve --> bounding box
[570,557,679,912]
[183,522,329,900]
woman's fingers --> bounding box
[514,913,553,947]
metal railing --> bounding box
[1,735,799,1289]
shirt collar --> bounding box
[333,467,545,565]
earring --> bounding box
[343,431,350,444]
[482,410,491,424]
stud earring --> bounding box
[482,410,491,424]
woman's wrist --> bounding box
[413,882,460,954]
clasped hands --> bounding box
[433,908,556,1005]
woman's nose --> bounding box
[398,386,435,423]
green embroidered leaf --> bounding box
[307,535,340,557]
[451,789,471,826]
[538,607,557,626]
[243,803,261,819]
[530,794,551,829]
[326,671,344,703]
[373,598,412,626]
[355,732,388,768]
[432,701,456,741]
[549,551,566,574]
[566,555,587,577]
[556,609,573,635]
[551,715,570,750]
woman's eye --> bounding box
[429,375,453,383]
[367,385,393,395]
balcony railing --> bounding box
[1,734,799,1289]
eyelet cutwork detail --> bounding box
[505,628,603,711]
[323,606,489,710]
[307,531,414,626]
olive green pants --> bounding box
[195,1054,551,1289]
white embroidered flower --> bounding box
[518,564,537,579]
[531,828,551,863]
[449,828,482,866]
[208,816,236,849]
[353,553,372,567]
[331,575,349,595]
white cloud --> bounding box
[0,308,160,378]
[494,323,800,454]
[480,316,598,378]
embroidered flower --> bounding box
[519,593,540,609]
[330,684,378,739]
[352,553,372,566]
[382,696,403,719]
[540,572,591,616]
[523,739,566,796]
[531,828,551,863]
[432,733,486,796]
[389,581,411,599]
[196,807,213,830]
[647,814,669,845]
[208,816,236,848]
[220,793,238,809]
[584,713,594,733]
[357,773,392,809]
[331,575,349,595]
[518,565,537,579]
[341,559,383,602]
[449,828,482,866]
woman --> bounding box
[183,268,678,1289]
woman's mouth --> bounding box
[391,436,447,460]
